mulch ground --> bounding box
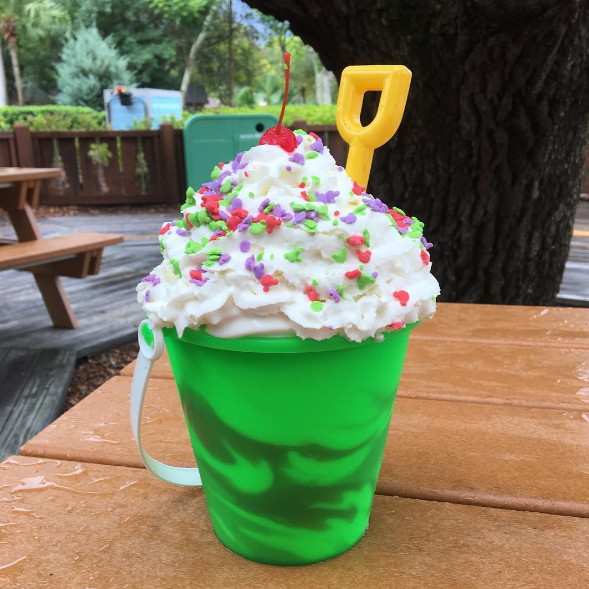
[64,342,139,412]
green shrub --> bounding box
[0,106,105,131]
[199,104,336,126]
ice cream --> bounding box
[137,130,440,342]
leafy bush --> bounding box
[0,106,105,131]
[55,26,136,110]
[200,104,336,126]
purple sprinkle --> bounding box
[282,213,293,222]
[296,135,303,145]
[189,278,209,286]
[340,213,357,224]
[211,229,223,238]
[245,254,255,271]
[286,165,292,172]
[315,190,339,204]
[240,240,251,253]
[372,272,378,278]
[293,211,307,224]
[258,198,271,212]
[219,210,230,221]
[327,288,341,303]
[273,203,287,218]
[397,226,409,235]
[176,229,191,236]
[310,138,324,154]
[231,197,243,210]
[288,153,305,166]
[231,152,244,172]
[337,166,344,172]
[253,263,265,280]
[141,274,160,286]
[218,169,231,183]
[202,180,221,192]
[403,217,413,225]
[421,236,434,249]
[238,215,253,232]
[328,325,335,331]
[219,254,231,265]
[363,197,388,213]
[145,290,150,302]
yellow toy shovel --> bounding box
[336,65,412,189]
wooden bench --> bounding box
[0,232,124,328]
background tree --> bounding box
[55,26,135,109]
[0,0,70,105]
[247,0,589,306]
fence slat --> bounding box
[78,137,103,199]
[0,137,14,166]
[101,137,123,198]
[120,136,142,197]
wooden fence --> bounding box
[0,123,346,206]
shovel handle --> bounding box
[336,65,412,189]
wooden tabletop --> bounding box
[0,166,62,184]
[4,302,589,586]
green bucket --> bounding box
[159,324,418,565]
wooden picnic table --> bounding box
[0,167,123,328]
[2,302,589,587]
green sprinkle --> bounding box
[256,251,264,261]
[353,204,367,214]
[185,240,202,255]
[170,259,181,276]
[159,238,164,253]
[187,212,200,227]
[286,222,293,227]
[208,220,227,232]
[248,191,255,199]
[186,187,196,199]
[393,207,406,215]
[332,219,339,226]
[284,247,304,263]
[174,219,189,229]
[359,264,364,270]
[211,166,221,180]
[264,202,275,213]
[311,175,320,184]
[305,203,317,210]
[220,178,232,193]
[234,183,243,192]
[270,253,274,259]
[203,260,215,267]
[307,192,317,202]
[317,205,329,220]
[303,219,317,232]
[331,248,347,263]
[337,284,345,299]
[294,129,306,135]
[197,210,211,224]
[311,279,318,286]
[302,176,308,182]
[207,248,222,255]
[291,202,306,212]
[283,63,289,70]
[357,273,376,290]
[250,222,265,234]
[305,152,319,160]
[363,228,371,247]
[200,236,209,247]
[310,301,323,312]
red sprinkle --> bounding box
[198,187,207,194]
[226,217,240,231]
[253,212,268,223]
[352,181,365,195]
[306,286,318,302]
[309,132,320,140]
[390,321,405,331]
[260,274,279,292]
[345,269,362,280]
[301,190,309,201]
[393,290,410,306]
[244,171,249,177]
[219,162,224,169]
[421,250,429,265]
[265,215,282,234]
[348,235,365,247]
[334,210,340,216]
[356,249,372,263]
[230,208,248,219]
[209,231,226,242]
[184,213,194,228]
[299,182,306,188]
[159,223,171,235]
[189,269,202,281]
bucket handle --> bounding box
[130,320,202,486]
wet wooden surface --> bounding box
[1,456,588,589]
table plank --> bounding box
[414,303,589,349]
[0,167,62,184]
[21,376,589,517]
[120,339,589,411]
[1,456,587,588]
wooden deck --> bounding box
[0,203,587,357]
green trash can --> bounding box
[183,114,279,190]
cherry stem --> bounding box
[277,52,290,133]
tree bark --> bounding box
[248,0,589,305]
[0,48,7,107]
[8,40,23,105]
[180,0,221,108]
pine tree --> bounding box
[55,26,135,110]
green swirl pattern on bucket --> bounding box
[163,325,416,565]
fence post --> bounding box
[13,124,35,167]
[159,123,180,204]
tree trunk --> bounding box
[228,0,234,106]
[180,0,221,108]
[248,0,589,306]
[7,40,23,106]
[0,48,7,107]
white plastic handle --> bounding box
[130,320,202,486]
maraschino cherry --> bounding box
[259,52,297,153]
